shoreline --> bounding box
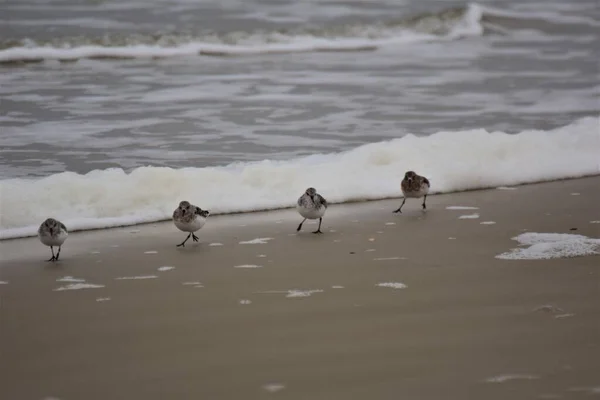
[2,173,599,242]
[1,176,599,400]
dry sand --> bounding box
[1,176,599,400]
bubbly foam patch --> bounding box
[157,266,175,271]
[54,283,105,291]
[374,257,407,261]
[263,383,285,393]
[376,282,407,289]
[56,276,85,283]
[96,297,111,302]
[480,221,496,225]
[446,206,479,210]
[1,117,599,239]
[286,289,323,298]
[0,281,9,285]
[496,232,600,260]
[234,264,263,268]
[239,238,273,244]
[115,275,158,280]
[485,374,539,383]
[459,213,480,219]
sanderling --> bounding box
[38,218,68,262]
[172,200,210,247]
[393,170,430,213]
[296,187,328,234]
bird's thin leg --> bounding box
[55,246,62,261]
[47,246,56,262]
[296,218,306,232]
[192,233,199,242]
[177,233,192,247]
[422,195,427,210]
[313,218,323,234]
[393,198,406,213]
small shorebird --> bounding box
[38,218,68,261]
[172,200,210,247]
[393,171,430,213]
[296,187,328,234]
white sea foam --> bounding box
[374,257,407,261]
[554,313,575,319]
[485,374,539,383]
[144,251,158,254]
[96,297,111,302]
[496,186,517,190]
[234,264,263,268]
[376,282,407,289]
[54,283,105,291]
[263,383,286,393]
[239,299,252,305]
[446,206,480,210]
[480,221,496,225]
[115,275,158,280]
[286,289,323,298]
[496,232,600,260]
[157,266,175,271]
[590,221,600,224]
[0,281,9,284]
[1,117,599,240]
[459,214,480,219]
[209,242,224,246]
[56,276,86,283]
[239,238,273,245]
[182,281,202,286]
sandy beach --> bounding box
[1,176,599,400]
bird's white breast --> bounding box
[174,216,206,232]
[297,204,326,219]
[402,184,429,198]
[39,231,68,247]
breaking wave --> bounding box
[0,4,486,64]
[1,116,598,240]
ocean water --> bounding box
[0,0,598,239]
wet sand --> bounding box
[1,177,599,400]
